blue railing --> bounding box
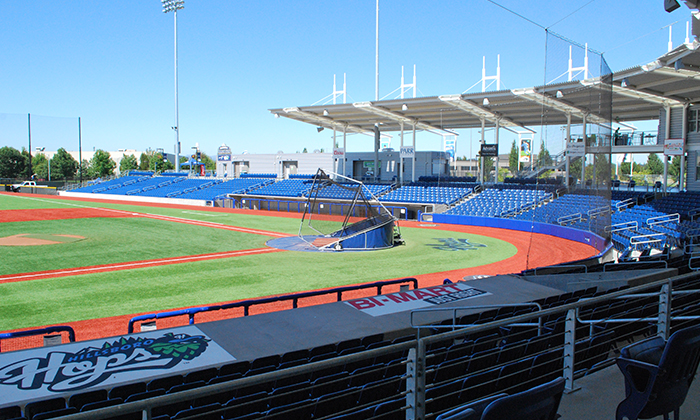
[0,326,76,352]
[128,277,418,333]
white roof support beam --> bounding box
[352,101,455,136]
[281,107,370,136]
[511,87,607,124]
[438,94,534,134]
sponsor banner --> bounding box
[346,282,491,317]
[333,148,345,157]
[0,326,235,403]
[217,154,232,162]
[400,146,415,158]
[519,138,532,163]
[566,142,585,158]
[444,137,456,160]
[480,144,498,157]
[664,139,684,156]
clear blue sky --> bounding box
[0,0,693,160]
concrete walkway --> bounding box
[558,365,699,419]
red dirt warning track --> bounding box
[0,194,600,344]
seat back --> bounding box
[480,377,565,420]
[658,324,700,387]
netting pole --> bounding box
[412,123,416,183]
[581,114,587,185]
[27,113,32,179]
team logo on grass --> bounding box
[0,333,209,393]
[429,237,487,251]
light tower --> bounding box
[162,0,184,172]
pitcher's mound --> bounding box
[0,234,86,246]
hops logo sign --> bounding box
[0,326,235,401]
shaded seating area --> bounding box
[615,324,700,420]
[436,377,565,420]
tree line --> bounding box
[0,146,217,181]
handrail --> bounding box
[630,232,664,245]
[605,220,638,233]
[603,260,668,271]
[0,325,76,352]
[128,277,418,333]
[534,264,588,274]
[409,303,543,333]
[647,213,680,226]
[557,213,582,225]
[615,197,636,211]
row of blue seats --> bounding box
[380,186,472,205]
[449,189,550,217]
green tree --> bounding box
[302,148,308,153]
[508,140,519,174]
[149,152,174,172]
[646,153,663,175]
[478,157,494,181]
[139,152,151,170]
[669,155,682,181]
[90,150,117,177]
[20,149,33,179]
[536,142,552,168]
[32,154,49,179]
[200,152,216,170]
[119,154,138,173]
[0,146,26,178]
[81,159,96,179]
[51,148,78,179]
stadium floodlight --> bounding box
[162,0,184,13]
[162,0,184,172]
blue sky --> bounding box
[0,1,693,160]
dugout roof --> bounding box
[269,42,700,137]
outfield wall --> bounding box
[432,213,611,257]
[59,191,210,207]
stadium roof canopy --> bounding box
[270,42,700,137]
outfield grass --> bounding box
[0,194,517,330]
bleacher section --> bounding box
[73,175,150,194]
[512,193,609,225]
[379,185,472,205]
[247,179,311,197]
[179,178,274,200]
[447,188,550,217]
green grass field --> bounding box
[0,194,517,330]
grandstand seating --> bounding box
[248,179,311,197]
[448,188,550,217]
[380,185,472,205]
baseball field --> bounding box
[0,192,598,344]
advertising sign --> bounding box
[400,146,415,158]
[0,326,235,403]
[519,138,532,163]
[444,137,456,160]
[664,139,684,156]
[346,282,491,317]
[480,144,498,157]
[333,148,345,157]
[566,142,585,158]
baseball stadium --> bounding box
[3,5,700,420]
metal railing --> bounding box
[128,278,418,333]
[46,271,700,420]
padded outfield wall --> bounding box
[432,213,611,259]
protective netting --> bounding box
[299,169,399,250]
[534,32,613,241]
[0,113,80,153]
